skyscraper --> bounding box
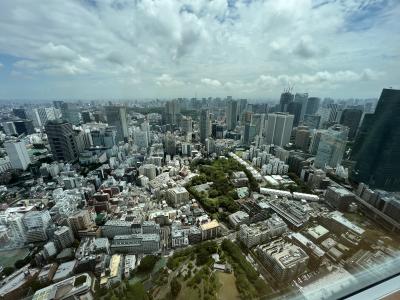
[287,102,303,127]
[200,109,211,143]
[279,91,294,112]
[45,120,83,162]
[351,88,400,191]
[305,97,320,115]
[294,93,309,121]
[13,108,28,119]
[264,113,294,147]
[226,99,238,131]
[314,124,348,168]
[105,106,128,142]
[61,102,81,125]
[339,108,363,140]
[164,100,180,126]
[4,141,31,170]
[38,107,58,126]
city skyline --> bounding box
[0,0,399,100]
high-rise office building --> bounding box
[305,97,320,115]
[133,127,149,149]
[200,109,211,143]
[294,93,309,121]
[303,115,321,129]
[45,120,83,162]
[13,108,28,119]
[314,124,348,168]
[61,102,81,125]
[4,141,31,170]
[318,103,338,128]
[339,108,363,140]
[180,116,192,134]
[164,100,180,126]
[2,121,17,135]
[287,102,302,127]
[81,111,92,123]
[351,88,400,191]
[226,99,238,131]
[264,113,294,147]
[279,91,294,112]
[13,119,34,135]
[105,106,128,142]
[251,114,265,137]
[294,126,311,152]
[38,107,57,127]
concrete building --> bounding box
[226,99,238,130]
[68,210,94,235]
[23,210,51,243]
[164,99,180,126]
[325,186,356,211]
[256,238,309,282]
[200,109,211,143]
[264,113,294,147]
[54,226,75,249]
[238,214,288,248]
[4,141,31,170]
[45,120,84,162]
[105,106,128,142]
[139,164,157,180]
[200,220,220,240]
[111,234,160,254]
[33,273,93,300]
[294,126,311,152]
[228,211,249,229]
[166,187,190,207]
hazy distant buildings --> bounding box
[4,141,31,170]
[351,88,400,191]
[264,113,294,147]
[105,106,128,142]
[226,99,238,130]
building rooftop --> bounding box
[200,219,219,231]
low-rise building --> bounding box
[238,214,288,248]
[228,211,249,229]
[256,238,309,283]
[33,273,93,300]
[166,187,190,207]
[200,220,220,240]
[111,234,160,254]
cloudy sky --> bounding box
[0,0,399,100]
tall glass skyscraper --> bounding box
[351,88,400,191]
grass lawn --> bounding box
[216,272,240,300]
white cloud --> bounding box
[0,0,398,99]
[201,78,222,87]
[0,62,3,69]
[155,74,184,87]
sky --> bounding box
[0,0,399,100]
